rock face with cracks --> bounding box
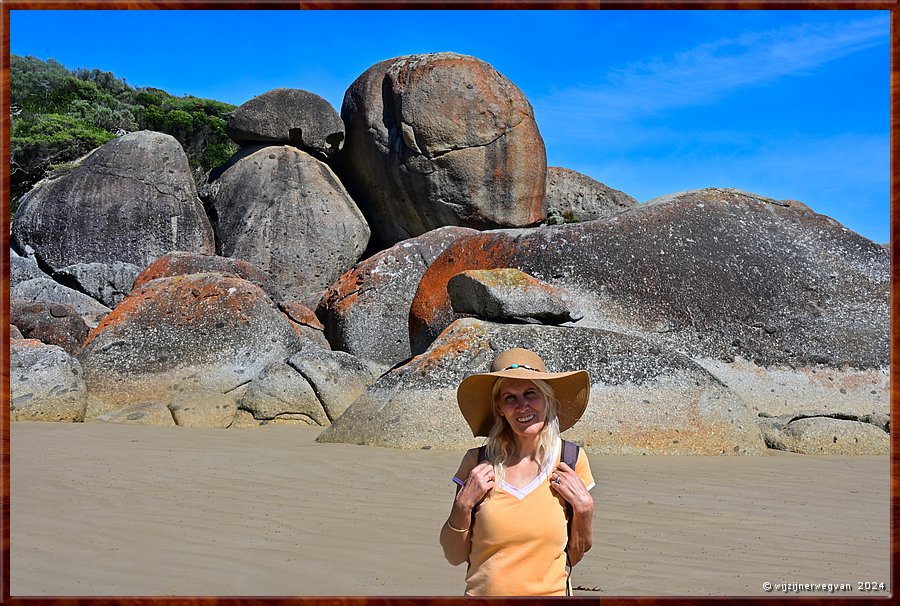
[318,318,766,454]
[317,226,478,369]
[226,88,345,160]
[53,261,142,308]
[78,272,306,420]
[11,339,87,422]
[410,188,888,371]
[11,131,215,272]
[339,52,546,246]
[11,254,48,286]
[206,145,370,301]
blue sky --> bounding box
[10,9,890,244]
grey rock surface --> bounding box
[11,254,49,286]
[10,339,87,422]
[410,188,888,371]
[694,357,888,418]
[78,272,305,419]
[227,88,345,160]
[339,52,547,246]
[207,145,370,300]
[93,401,177,426]
[11,131,215,272]
[317,226,478,369]
[54,261,142,308]
[132,250,280,302]
[169,390,239,428]
[238,359,327,425]
[318,318,766,454]
[759,412,890,455]
[10,299,90,356]
[545,167,639,224]
[287,344,381,422]
[12,278,112,328]
[447,268,583,324]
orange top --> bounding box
[453,438,595,596]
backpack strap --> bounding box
[560,439,580,594]
[560,439,579,529]
[477,445,488,465]
[469,445,490,527]
[561,438,579,470]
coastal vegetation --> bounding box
[9,55,237,213]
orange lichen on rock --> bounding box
[279,300,324,330]
[132,253,190,289]
[409,233,518,347]
[410,320,487,374]
[318,267,366,316]
[80,284,154,349]
[81,273,265,349]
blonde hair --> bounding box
[484,378,561,487]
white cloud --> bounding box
[535,15,888,125]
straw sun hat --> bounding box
[456,348,590,438]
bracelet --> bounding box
[446,519,470,533]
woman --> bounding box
[440,347,595,596]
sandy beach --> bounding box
[10,421,890,597]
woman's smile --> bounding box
[498,379,547,436]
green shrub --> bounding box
[10,54,238,216]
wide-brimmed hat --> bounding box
[456,348,590,437]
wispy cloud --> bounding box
[535,15,888,125]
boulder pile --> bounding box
[9,53,889,455]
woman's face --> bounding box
[496,379,547,440]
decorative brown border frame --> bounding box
[0,1,896,604]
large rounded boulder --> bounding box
[226,88,346,160]
[318,318,766,454]
[206,145,370,301]
[339,52,547,246]
[317,226,478,369]
[78,272,305,420]
[411,188,888,368]
[408,188,889,422]
[11,131,215,272]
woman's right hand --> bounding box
[455,461,495,511]
[441,454,493,565]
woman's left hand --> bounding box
[550,461,595,566]
[549,462,593,514]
